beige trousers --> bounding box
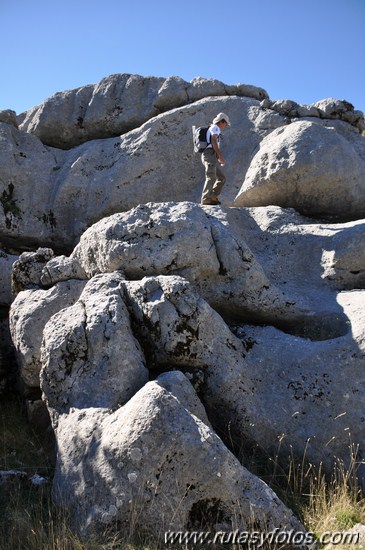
[200,148,226,201]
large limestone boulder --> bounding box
[40,272,148,418]
[19,73,268,149]
[234,120,365,220]
[115,274,365,482]
[48,201,318,329]
[9,279,86,389]
[0,122,65,250]
[51,375,305,538]
[27,265,365,483]
[1,97,286,250]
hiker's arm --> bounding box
[211,134,225,165]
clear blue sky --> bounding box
[1,0,364,115]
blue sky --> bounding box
[1,0,364,116]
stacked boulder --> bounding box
[1,73,365,540]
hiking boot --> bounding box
[201,199,218,205]
[211,195,221,204]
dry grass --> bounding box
[1,396,365,549]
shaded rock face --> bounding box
[8,200,365,537]
[52,378,305,537]
[3,72,365,539]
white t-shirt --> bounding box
[206,124,221,148]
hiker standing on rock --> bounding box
[200,112,230,205]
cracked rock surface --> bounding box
[3,72,365,539]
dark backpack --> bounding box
[192,125,211,153]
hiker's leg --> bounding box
[212,164,226,197]
[200,150,217,202]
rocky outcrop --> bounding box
[41,273,148,418]
[0,96,287,250]
[0,109,18,128]
[52,376,305,537]
[234,120,365,220]
[3,73,365,540]
[10,279,86,389]
[18,74,269,149]
[9,203,365,479]
[263,97,365,131]
[17,74,364,151]
[1,75,364,253]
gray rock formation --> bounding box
[0,109,18,128]
[40,272,148,418]
[10,279,86,389]
[18,74,269,149]
[3,72,365,540]
[1,96,287,250]
[9,202,365,484]
[52,376,305,537]
[234,120,365,220]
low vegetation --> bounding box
[1,395,364,549]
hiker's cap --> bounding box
[213,112,231,126]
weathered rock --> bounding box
[0,109,18,128]
[224,206,365,337]
[19,73,269,149]
[52,378,305,538]
[9,279,86,389]
[122,275,245,375]
[234,120,365,220]
[40,255,87,287]
[0,122,65,250]
[321,221,365,289]
[18,83,95,149]
[227,289,365,480]
[261,96,364,131]
[314,97,362,126]
[0,248,18,305]
[9,205,365,506]
[121,275,365,482]
[65,201,309,327]
[1,96,286,250]
[11,248,54,295]
[270,99,301,117]
[156,370,212,427]
[40,272,148,419]
[53,270,356,483]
